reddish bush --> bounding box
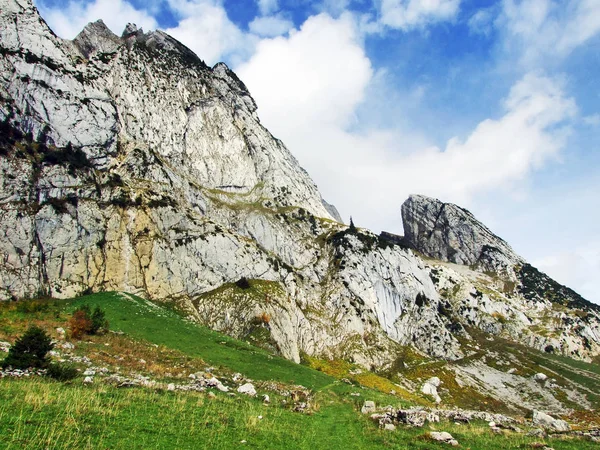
[69,309,92,339]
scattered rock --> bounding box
[384,423,396,431]
[83,369,96,376]
[361,401,376,414]
[167,383,176,391]
[237,383,257,397]
[0,341,10,352]
[532,410,570,432]
[526,428,546,438]
[396,409,438,427]
[533,373,548,383]
[262,394,270,403]
[507,368,517,374]
[83,376,93,384]
[55,328,66,340]
[428,431,459,446]
[206,377,229,392]
[421,377,442,403]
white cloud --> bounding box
[468,8,495,36]
[534,242,600,304]
[393,73,576,202]
[380,0,461,30]
[583,114,600,127]
[498,0,600,66]
[237,13,373,130]
[321,0,351,16]
[257,0,279,16]
[165,0,254,66]
[249,15,294,37]
[35,0,158,39]
[238,14,577,235]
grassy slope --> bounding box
[2,379,597,450]
[69,292,332,390]
[0,293,598,449]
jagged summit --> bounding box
[73,20,122,58]
[401,194,523,273]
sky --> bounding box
[33,0,600,304]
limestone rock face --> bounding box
[401,194,523,274]
[0,0,599,376]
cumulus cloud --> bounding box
[237,13,373,130]
[35,0,158,38]
[257,0,279,16]
[237,13,577,234]
[468,7,495,36]
[498,0,600,66]
[583,114,600,127]
[165,0,254,65]
[249,15,294,37]
[379,0,461,30]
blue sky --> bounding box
[34,0,600,303]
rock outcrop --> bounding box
[0,0,599,380]
[401,194,523,274]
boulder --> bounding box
[237,383,257,397]
[532,410,570,432]
[0,341,11,352]
[206,377,229,392]
[361,401,376,414]
[429,431,459,446]
[533,373,548,383]
[421,377,442,403]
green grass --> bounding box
[67,292,332,390]
[1,378,597,450]
[1,293,599,449]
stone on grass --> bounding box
[532,410,570,432]
[429,431,459,446]
[167,383,176,391]
[237,383,257,397]
[83,376,93,384]
[533,373,548,383]
[384,424,396,431]
[361,401,376,414]
[421,377,442,403]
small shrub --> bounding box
[257,312,271,324]
[236,277,251,289]
[46,363,79,381]
[16,300,49,314]
[91,306,109,334]
[2,326,54,369]
[69,304,108,339]
[69,309,93,339]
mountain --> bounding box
[1,0,599,409]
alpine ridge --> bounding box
[1,0,599,412]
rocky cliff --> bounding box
[1,0,599,382]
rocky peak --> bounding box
[73,20,121,58]
[401,194,523,273]
[121,23,142,38]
